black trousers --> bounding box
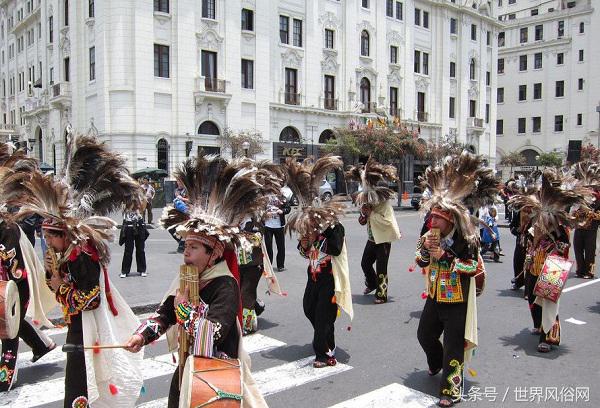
[417,297,468,399]
[525,272,542,330]
[0,280,49,392]
[574,228,598,276]
[240,265,262,310]
[168,368,180,408]
[361,240,391,301]
[512,240,526,288]
[145,200,153,224]
[303,271,337,362]
[264,227,285,269]
[64,314,87,408]
[121,224,147,274]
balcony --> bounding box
[361,102,378,113]
[193,77,231,108]
[467,117,485,129]
[24,94,49,116]
[389,107,403,118]
[323,97,338,111]
[416,111,429,122]
[284,92,301,106]
[49,82,71,108]
[204,77,226,93]
[0,124,17,135]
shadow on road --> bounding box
[496,288,525,299]
[259,343,351,364]
[402,310,423,325]
[588,302,600,314]
[351,294,396,305]
[257,318,279,330]
[498,328,571,359]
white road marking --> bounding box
[328,383,437,408]
[565,317,587,325]
[563,278,600,293]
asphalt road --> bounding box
[8,208,600,407]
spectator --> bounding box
[140,178,156,224]
[264,194,290,271]
[119,206,149,278]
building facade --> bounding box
[495,0,598,178]
[0,0,500,176]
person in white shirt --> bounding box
[141,178,156,224]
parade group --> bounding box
[0,133,599,408]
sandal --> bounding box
[326,357,337,366]
[313,360,328,368]
[428,367,442,376]
[530,328,541,335]
[363,287,375,295]
[374,298,387,304]
[31,341,57,363]
[537,342,552,353]
[437,396,454,407]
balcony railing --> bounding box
[284,92,301,105]
[361,101,377,113]
[0,123,16,132]
[468,117,484,128]
[204,77,226,93]
[323,97,338,110]
[416,111,429,122]
[389,107,402,118]
[51,82,71,98]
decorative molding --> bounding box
[200,18,219,29]
[450,79,457,94]
[355,65,377,79]
[323,48,338,58]
[241,31,256,41]
[281,48,303,69]
[468,49,479,60]
[415,76,430,92]
[154,12,171,25]
[321,55,338,75]
[196,29,223,50]
[386,30,403,46]
[468,82,479,98]
[388,66,402,86]
[59,32,70,56]
[319,11,340,29]
[356,20,376,35]
[449,52,457,61]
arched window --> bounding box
[279,126,301,143]
[157,138,169,172]
[360,77,371,110]
[520,149,539,166]
[360,30,370,56]
[470,59,476,80]
[319,129,335,144]
[198,121,220,135]
[36,127,43,161]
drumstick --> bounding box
[62,343,128,353]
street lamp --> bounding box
[241,141,250,158]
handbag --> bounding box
[533,254,572,303]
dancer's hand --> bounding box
[424,233,440,251]
[49,274,63,291]
[124,334,144,353]
[175,286,190,306]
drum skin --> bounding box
[0,280,20,339]
[180,355,242,408]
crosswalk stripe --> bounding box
[327,383,437,408]
[2,334,287,407]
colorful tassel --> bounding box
[93,341,101,354]
[408,265,415,273]
[331,295,337,304]
[109,383,118,395]
[337,307,341,317]
[468,368,477,377]
[32,319,40,326]
[140,385,147,396]
[421,291,428,299]
[172,353,177,364]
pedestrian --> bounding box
[264,193,290,271]
[125,155,269,408]
[119,205,149,278]
[509,208,529,290]
[346,157,401,304]
[169,179,189,253]
[283,155,353,369]
[572,162,600,279]
[238,216,265,335]
[141,177,156,224]
[415,152,495,407]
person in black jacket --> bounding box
[509,208,529,290]
[264,194,290,271]
[573,193,600,279]
[119,207,149,278]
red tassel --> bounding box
[103,267,119,316]
[408,264,415,273]
[347,326,352,331]
[172,354,177,364]
[331,295,337,304]
[93,341,101,354]
[421,291,428,299]
[109,383,118,395]
[32,319,40,326]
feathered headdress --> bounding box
[0,143,41,217]
[6,134,144,264]
[160,156,282,257]
[345,156,397,206]
[508,168,592,244]
[571,160,600,191]
[282,155,345,236]
[418,151,499,247]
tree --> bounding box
[425,138,468,165]
[537,152,562,168]
[217,128,264,158]
[499,150,526,178]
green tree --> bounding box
[499,150,526,178]
[217,128,264,158]
[537,152,562,168]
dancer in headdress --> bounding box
[0,144,58,392]
[10,134,145,407]
[346,157,401,303]
[509,168,590,353]
[415,152,497,407]
[125,156,271,407]
[282,155,352,368]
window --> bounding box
[558,20,564,38]
[578,78,584,90]
[496,119,504,135]
[396,2,403,20]
[471,24,477,41]
[423,11,429,28]
[557,53,564,65]
[450,61,456,78]
[201,50,217,81]
[293,19,302,47]
[531,9,538,16]
[285,68,298,104]
[498,58,504,74]
[64,0,68,26]
[414,50,420,73]
[470,59,476,80]
[579,22,585,34]
[535,24,543,40]
[554,115,563,132]
[241,9,253,31]
[578,49,584,62]
[508,13,516,20]
[324,75,335,110]
[532,117,541,133]
[361,30,369,56]
[64,57,70,81]
[450,18,457,34]
[390,46,398,64]
[360,77,371,109]
[534,53,542,69]
[509,0,516,4]
[415,8,421,26]
[518,85,526,101]
[89,0,94,18]
[241,59,253,89]
[577,113,582,126]
[154,44,169,78]
[519,55,527,71]
[386,0,394,17]
[49,16,53,43]
[279,16,289,44]
[487,31,491,46]
[486,71,491,86]
[422,52,429,75]
[362,0,369,8]
[555,80,564,97]
[498,32,505,47]
[389,87,398,116]
[202,0,216,19]
[49,67,54,84]
[520,27,527,43]
[325,29,334,49]
[518,118,526,134]
[449,97,455,119]
[485,103,490,123]
[497,87,504,104]
[469,100,476,118]
[534,83,542,99]
[89,46,95,81]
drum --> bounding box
[179,355,242,408]
[0,280,20,339]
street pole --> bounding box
[596,103,600,148]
